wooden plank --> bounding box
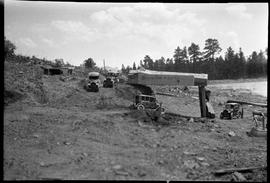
[127,69,208,86]
[138,73,194,86]
[227,100,267,107]
[194,78,207,86]
[214,166,267,175]
[199,85,206,117]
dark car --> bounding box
[103,78,113,88]
[220,102,243,120]
[133,94,163,110]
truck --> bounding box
[85,72,101,92]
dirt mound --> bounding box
[4,90,24,105]
[115,84,139,101]
[4,61,49,105]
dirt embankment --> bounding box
[4,60,267,181]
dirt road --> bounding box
[4,61,267,181]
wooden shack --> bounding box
[41,66,63,75]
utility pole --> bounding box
[103,59,106,71]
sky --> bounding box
[4,1,268,69]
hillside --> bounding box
[4,58,267,181]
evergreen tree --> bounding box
[84,57,96,69]
[132,62,136,70]
[142,55,154,70]
[188,43,201,73]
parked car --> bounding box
[85,72,101,92]
[103,78,113,88]
[132,94,163,111]
[220,102,243,120]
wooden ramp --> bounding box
[128,69,209,117]
[128,69,207,86]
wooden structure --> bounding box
[41,66,63,75]
[226,100,267,108]
[127,69,208,117]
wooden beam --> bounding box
[227,100,267,108]
[194,78,207,86]
[199,85,207,117]
[214,166,267,175]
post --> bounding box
[199,85,206,117]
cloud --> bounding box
[226,31,240,49]
[51,20,96,43]
[41,38,55,47]
[30,23,51,33]
[89,3,206,48]
[19,38,37,48]
[225,4,252,20]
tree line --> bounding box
[5,37,267,80]
[122,38,267,80]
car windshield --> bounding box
[89,76,99,80]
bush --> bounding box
[5,37,16,58]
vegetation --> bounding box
[4,36,16,58]
[136,38,267,80]
[4,37,267,80]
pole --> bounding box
[199,85,206,117]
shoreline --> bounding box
[208,77,267,85]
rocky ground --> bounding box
[4,60,267,181]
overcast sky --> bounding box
[5,1,268,69]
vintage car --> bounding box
[220,102,244,120]
[131,94,164,112]
[85,72,101,92]
[103,78,114,88]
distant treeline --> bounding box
[122,38,267,80]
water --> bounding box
[209,81,267,97]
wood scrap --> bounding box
[214,166,267,175]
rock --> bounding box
[212,147,217,151]
[189,118,194,123]
[158,160,164,165]
[82,153,88,157]
[196,157,205,161]
[112,164,122,170]
[19,71,24,74]
[40,161,46,167]
[33,134,40,138]
[210,128,215,132]
[183,151,196,155]
[184,160,200,169]
[200,162,210,166]
[214,124,220,128]
[232,171,246,181]
[63,141,71,145]
[114,170,129,176]
[228,131,236,137]
[138,170,146,177]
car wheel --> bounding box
[229,113,232,120]
[220,113,223,119]
[137,104,145,111]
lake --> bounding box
[208,81,267,97]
